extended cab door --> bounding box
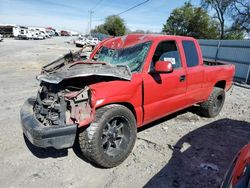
[182,40,205,104]
[142,40,187,125]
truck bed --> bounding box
[204,60,227,66]
[202,59,235,93]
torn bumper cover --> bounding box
[20,97,77,149]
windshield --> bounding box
[96,41,151,72]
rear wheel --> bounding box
[78,104,137,168]
[200,87,225,117]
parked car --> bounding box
[75,37,87,47]
[0,34,3,41]
[46,27,57,37]
[221,144,250,188]
[75,37,100,48]
[60,30,70,36]
[86,37,100,46]
[20,34,235,168]
[78,34,85,38]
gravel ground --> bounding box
[0,37,249,188]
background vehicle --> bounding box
[86,37,100,45]
[0,34,3,41]
[75,37,100,48]
[21,34,235,168]
[221,144,250,188]
[46,27,58,37]
[60,30,70,36]
[13,26,29,39]
[39,31,46,39]
[13,27,46,40]
[26,29,40,40]
[75,37,87,47]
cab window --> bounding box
[182,40,199,67]
[150,41,181,71]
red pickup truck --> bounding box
[20,34,235,167]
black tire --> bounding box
[76,44,83,47]
[78,104,137,168]
[200,87,225,118]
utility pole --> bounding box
[88,10,94,36]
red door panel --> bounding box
[185,66,204,104]
[143,68,187,125]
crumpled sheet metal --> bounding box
[37,63,132,84]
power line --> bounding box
[89,0,104,35]
[89,10,94,35]
[116,0,150,16]
[91,0,104,11]
[94,0,151,22]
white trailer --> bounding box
[28,27,47,39]
[13,26,29,39]
[31,29,46,39]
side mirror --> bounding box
[154,60,173,73]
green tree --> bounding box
[163,2,220,39]
[229,0,250,33]
[104,15,126,36]
[92,15,126,36]
[224,25,245,39]
[91,24,109,35]
[201,0,234,39]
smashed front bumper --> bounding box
[20,97,77,149]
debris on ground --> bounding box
[200,163,219,172]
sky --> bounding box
[0,0,201,33]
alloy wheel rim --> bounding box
[101,117,129,156]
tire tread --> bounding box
[200,87,225,118]
[78,104,136,167]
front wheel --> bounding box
[78,104,137,168]
[199,87,225,118]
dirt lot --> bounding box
[0,37,249,188]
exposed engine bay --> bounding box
[33,81,92,127]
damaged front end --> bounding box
[20,52,132,149]
[21,81,94,149]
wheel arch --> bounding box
[96,102,137,122]
[214,80,226,89]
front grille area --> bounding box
[34,84,66,127]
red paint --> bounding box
[231,144,250,186]
[221,144,250,187]
[79,34,235,128]
[154,60,173,73]
[90,36,114,59]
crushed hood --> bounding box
[37,62,132,84]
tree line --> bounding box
[91,0,249,39]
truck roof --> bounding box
[102,34,195,49]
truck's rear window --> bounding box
[182,40,199,67]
